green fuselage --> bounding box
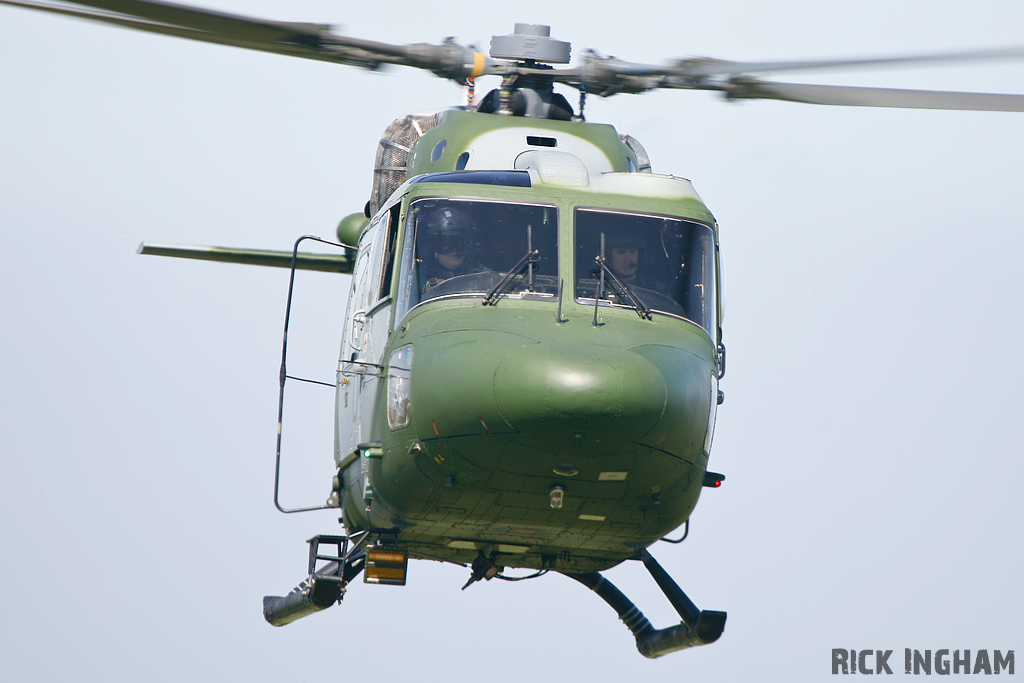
[336,111,722,574]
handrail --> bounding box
[273,235,349,514]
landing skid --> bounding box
[564,549,726,658]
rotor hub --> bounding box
[490,24,570,64]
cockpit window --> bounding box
[394,198,558,319]
[574,208,716,334]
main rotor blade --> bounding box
[670,45,1024,79]
[35,0,326,44]
[0,0,495,79]
[569,44,1024,98]
[0,0,370,65]
[720,79,1024,112]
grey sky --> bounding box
[1,1,1022,681]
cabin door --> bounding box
[336,208,396,459]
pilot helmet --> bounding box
[424,206,475,255]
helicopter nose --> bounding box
[493,343,667,450]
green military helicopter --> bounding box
[6,0,1024,659]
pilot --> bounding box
[420,206,489,294]
[607,234,665,292]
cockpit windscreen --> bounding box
[395,198,559,317]
[574,208,716,334]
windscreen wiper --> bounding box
[481,249,540,306]
[593,255,653,320]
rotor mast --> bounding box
[479,24,578,120]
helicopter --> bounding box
[3,0,1024,668]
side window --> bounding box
[364,208,392,307]
[352,218,379,314]
[378,208,401,301]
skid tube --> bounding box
[564,549,726,658]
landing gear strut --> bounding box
[564,549,726,658]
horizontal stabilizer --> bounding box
[137,242,353,273]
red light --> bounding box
[702,471,725,488]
